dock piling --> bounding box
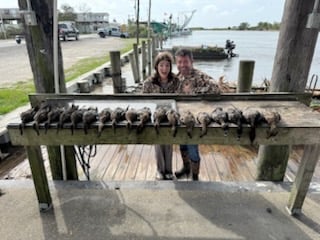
[110,51,124,93]
[237,60,255,92]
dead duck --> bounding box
[153,106,168,135]
[110,107,127,133]
[226,108,244,140]
[44,106,63,134]
[97,108,112,137]
[19,106,39,135]
[242,108,264,144]
[83,107,98,135]
[125,108,138,131]
[32,103,51,135]
[136,107,152,134]
[180,110,195,138]
[166,109,180,137]
[211,107,229,136]
[70,108,86,135]
[57,104,79,133]
[19,106,40,135]
[262,111,281,139]
[196,112,211,138]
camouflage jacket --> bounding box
[142,76,180,93]
[177,68,221,94]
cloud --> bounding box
[202,4,218,14]
[256,6,265,13]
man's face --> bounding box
[175,55,193,76]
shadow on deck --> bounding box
[1,144,319,183]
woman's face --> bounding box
[157,60,171,80]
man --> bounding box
[174,48,220,181]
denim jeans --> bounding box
[179,144,200,162]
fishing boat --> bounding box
[167,10,196,38]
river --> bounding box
[163,30,320,87]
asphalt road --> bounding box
[0,34,127,87]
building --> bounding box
[76,12,109,33]
[0,8,110,34]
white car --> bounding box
[97,27,129,38]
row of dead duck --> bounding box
[18,101,281,143]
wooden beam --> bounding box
[26,146,52,211]
[7,124,320,146]
[286,144,320,215]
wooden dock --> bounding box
[1,144,319,183]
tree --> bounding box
[58,4,77,21]
[238,22,249,30]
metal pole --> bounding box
[53,0,67,180]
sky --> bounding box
[0,0,286,28]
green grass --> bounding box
[0,39,136,115]
[0,82,35,115]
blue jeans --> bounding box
[180,145,200,162]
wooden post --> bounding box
[141,41,147,80]
[129,52,139,84]
[26,146,52,211]
[110,51,123,93]
[257,0,319,181]
[147,39,152,76]
[256,145,290,180]
[287,144,320,215]
[152,36,157,66]
[133,43,140,83]
[47,147,63,180]
[159,35,163,49]
[237,60,255,93]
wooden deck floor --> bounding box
[1,144,320,182]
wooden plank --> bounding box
[123,145,144,180]
[135,145,155,180]
[173,144,183,174]
[95,145,119,180]
[287,144,320,215]
[26,146,52,211]
[102,145,127,180]
[202,145,222,182]
[198,145,211,181]
[145,145,157,180]
[8,123,320,146]
[84,145,109,180]
[114,145,135,180]
[211,148,234,181]
[27,92,311,105]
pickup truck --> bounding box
[58,21,79,41]
[97,27,129,38]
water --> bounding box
[163,30,320,86]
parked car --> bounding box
[58,21,79,41]
[97,27,129,38]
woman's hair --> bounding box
[152,51,175,82]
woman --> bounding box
[142,51,179,180]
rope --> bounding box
[74,145,97,180]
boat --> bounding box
[167,41,238,60]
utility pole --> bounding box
[257,0,319,181]
[136,0,140,45]
[18,0,77,180]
